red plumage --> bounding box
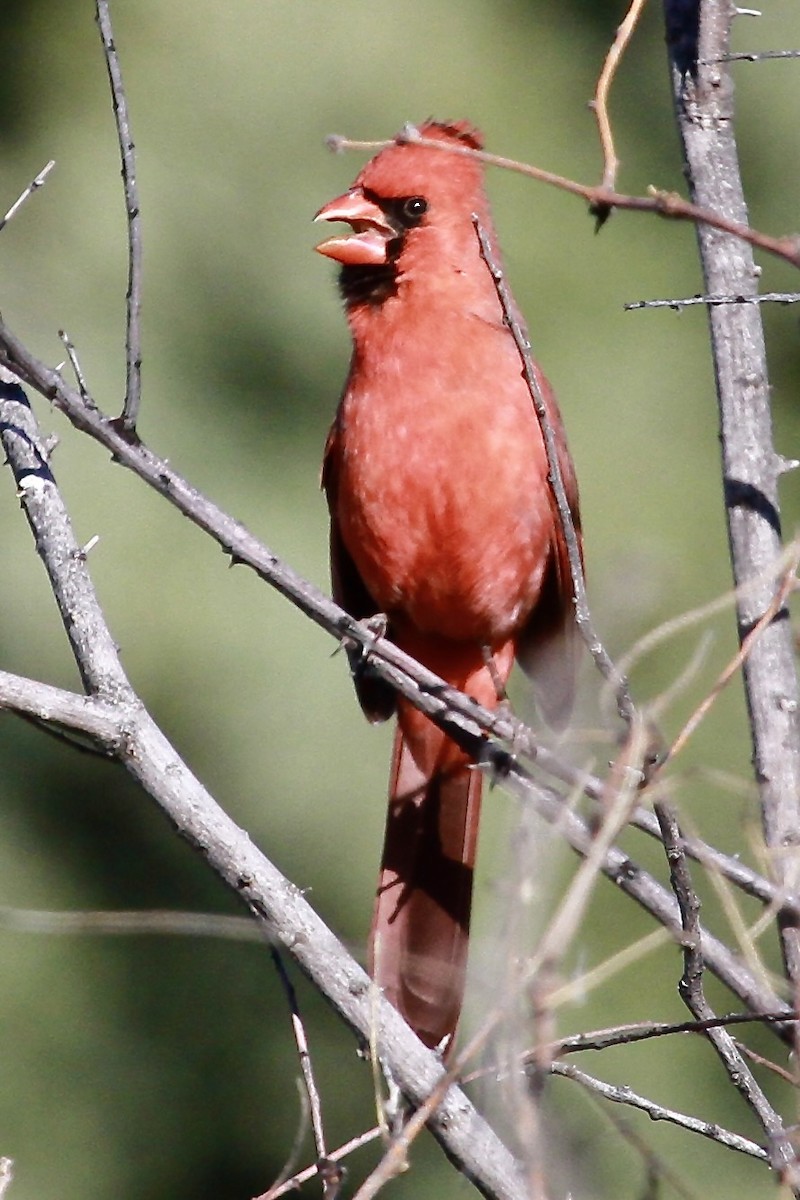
[316,120,581,1052]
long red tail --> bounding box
[368,711,482,1051]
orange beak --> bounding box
[314,188,397,266]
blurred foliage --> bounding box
[1,2,799,1198]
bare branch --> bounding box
[665,0,800,995]
[591,0,649,192]
[715,49,800,63]
[626,292,800,310]
[0,366,792,1028]
[0,903,262,941]
[95,0,142,430]
[551,1062,769,1162]
[255,1127,382,1200]
[656,800,800,1189]
[58,329,92,403]
[269,949,342,1199]
[0,377,527,1200]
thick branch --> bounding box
[664,0,800,989]
[0,378,526,1200]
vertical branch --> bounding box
[95,0,143,431]
[473,218,636,725]
[663,0,800,989]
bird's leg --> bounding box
[378,1057,408,1140]
[481,644,509,704]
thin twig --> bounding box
[269,950,344,1200]
[0,161,55,234]
[254,1127,382,1200]
[555,1011,799,1055]
[578,1098,700,1200]
[591,0,649,192]
[327,129,800,272]
[473,216,636,724]
[626,292,800,310]
[550,1062,768,1161]
[0,905,263,940]
[714,49,800,63]
[58,330,92,404]
[656,800,800,1189]
[351,1068,456,1200]
[258,1080,311,1200]
[95,0,142,430]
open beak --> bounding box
[314,188,397,266]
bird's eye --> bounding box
[401,196,428,224]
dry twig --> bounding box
[95,0,142,430]
[0,161,55,235]
[656,800,800,1189]
[591,0,650,192]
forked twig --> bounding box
[328,130,800,271]
[267,949,344,1200]
[591,0,649,191]
[254,1127,382,1200]
[95,0,142,430]
[656,800,800,1190]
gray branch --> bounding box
[0,378,527,1200]
[664,0,800,987]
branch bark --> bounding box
[664,0,800,991]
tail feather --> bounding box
[369,720,482,1051]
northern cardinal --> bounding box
[316,120,581,1052]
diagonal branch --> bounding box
[0,377,527,1200]
[0,358,794,1030]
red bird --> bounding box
[316,120,581,1052]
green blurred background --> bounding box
[1,2,798,1197]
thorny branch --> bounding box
[3,0,800,1190]
[0,377,527,1200]
[0,348,793,1030]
